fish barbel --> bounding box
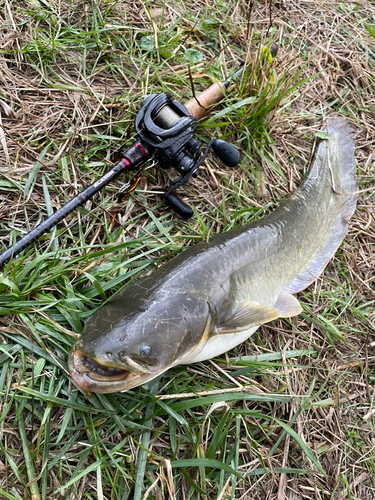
[69,117,357,394]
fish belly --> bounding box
[180,326,259,364]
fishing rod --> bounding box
[0,42,277,269]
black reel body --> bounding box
[135,93,199,174]
[134,93,241,219]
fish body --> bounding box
[69,118,357,393]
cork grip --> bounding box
[184,81,227,120]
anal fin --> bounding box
[274,292,302,317]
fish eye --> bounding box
[139,345,152,358]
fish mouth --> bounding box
[68,348,153,394]
[77,355,132,380]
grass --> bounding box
[0,0,375,499]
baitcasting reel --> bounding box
[133,92,241,219]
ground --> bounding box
[0,0,374,499]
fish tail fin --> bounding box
[283,117,357,294]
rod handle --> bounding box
[184,81,227,120]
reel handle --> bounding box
[164,193,193,220]
[213,139,241,168]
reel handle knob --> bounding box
[212,139,241,167]
[165,193,194,220]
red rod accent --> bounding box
[135,142,148,156]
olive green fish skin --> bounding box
[69,118,357,393]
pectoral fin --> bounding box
[218,293,302,334]
[218,301,279,334]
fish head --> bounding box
[68,282,213,393]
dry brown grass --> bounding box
[0,0,375,499]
